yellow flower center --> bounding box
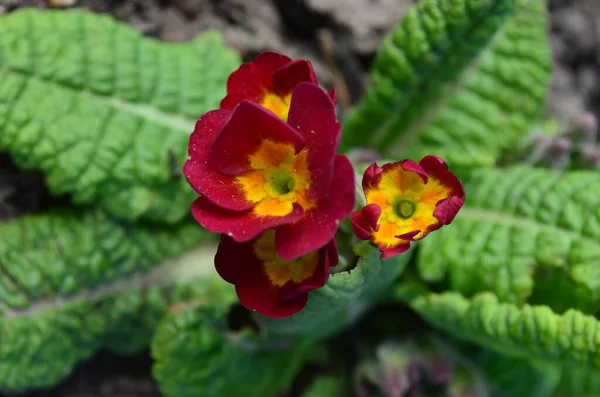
[254,231,318,287]
[260,92,293,121]
[364,166,451,248]
[236,139,315,217]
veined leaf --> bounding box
[152,303,311,397]
[340,0,551,166]
[412,291,600,369]
[0,9,240,223]
[553,365,600,397]
[418,166,600,312]
[0,209,224,391]
[466,345,561,397]
[258,242,412,339]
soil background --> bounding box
[0,0,598,396]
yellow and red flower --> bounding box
[183,82,355,260]
[215,230,338,318]
[220,51,334,121]
[350,156,465,259]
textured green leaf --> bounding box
[152,302,310,397]
[0,8,240,223]
[258,242,412,339]
[466,345,561,397]
[340,0,551,166]
[418,166,600,312]
[553,365,600,397]
[0,209,223,391]
[412,291,600,370]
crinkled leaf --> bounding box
[465,345,561,397]
[0,209,222,392]
[554,365,600,397]
[152,303,310,397]
[258,242,412,339]
[418,166,600,313]
[412,291,600,369]
[0,8,240,223]
[341,0,551,167]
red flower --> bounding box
[220,51,334,121]
[183,82,355,260]
[350,156,465,259]
[215,230,339,318]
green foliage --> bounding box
[0,209,220,391]
[341,0,551,166]
[300,376,344,397]
[0,8,240,223]
[553,366,600,397]
[152,302,311,397]
[467,345,561,397]
[411,292,600,369]
[417,166,600,313]
[258,242,413,339]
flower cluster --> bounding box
[183,51,465,318]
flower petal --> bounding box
[419,155,465,198]
[281,247,331,303]
[208,101,306,175]
[220,51,291,110]
[214,234,256,285]
[380,242,411,259]
[362,162,384,191]
[287,82,341,200]
[272,59,317,93]
[275,155,355,260]
[433,196,465,225]
[183,109,253,211]
[191,196,304,243]
[325,238,339,267]
[350,203,382,240]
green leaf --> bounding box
[152,303,311,397]
[300,376,344,397]
[0,8,240,223]
[340,0,551,166]
[417,166,600,312]
[553,365,600,397]
[258,242,413,339]
[412,291,600,370]
[466,345,561,397]
[0,209,222,392]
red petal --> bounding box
[362,162,384,192]
[275,155,355,260]
[433,196,465,225]
[328,88,337,103]
[214,234,256,285]
[400,159,428,183]
[208,101,306,175]
[419,155,465,199]
[234,253,309,319]
[273,59,317,94]
[350,203,382,240]
[380,242,411,259]
[220,51,291,110]
[191,196,304,243]
[183,110,253,211]
[396,230,421,241]
[287,82,341,200]
[325,238,339,267]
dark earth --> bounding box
[0,0,597,395]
